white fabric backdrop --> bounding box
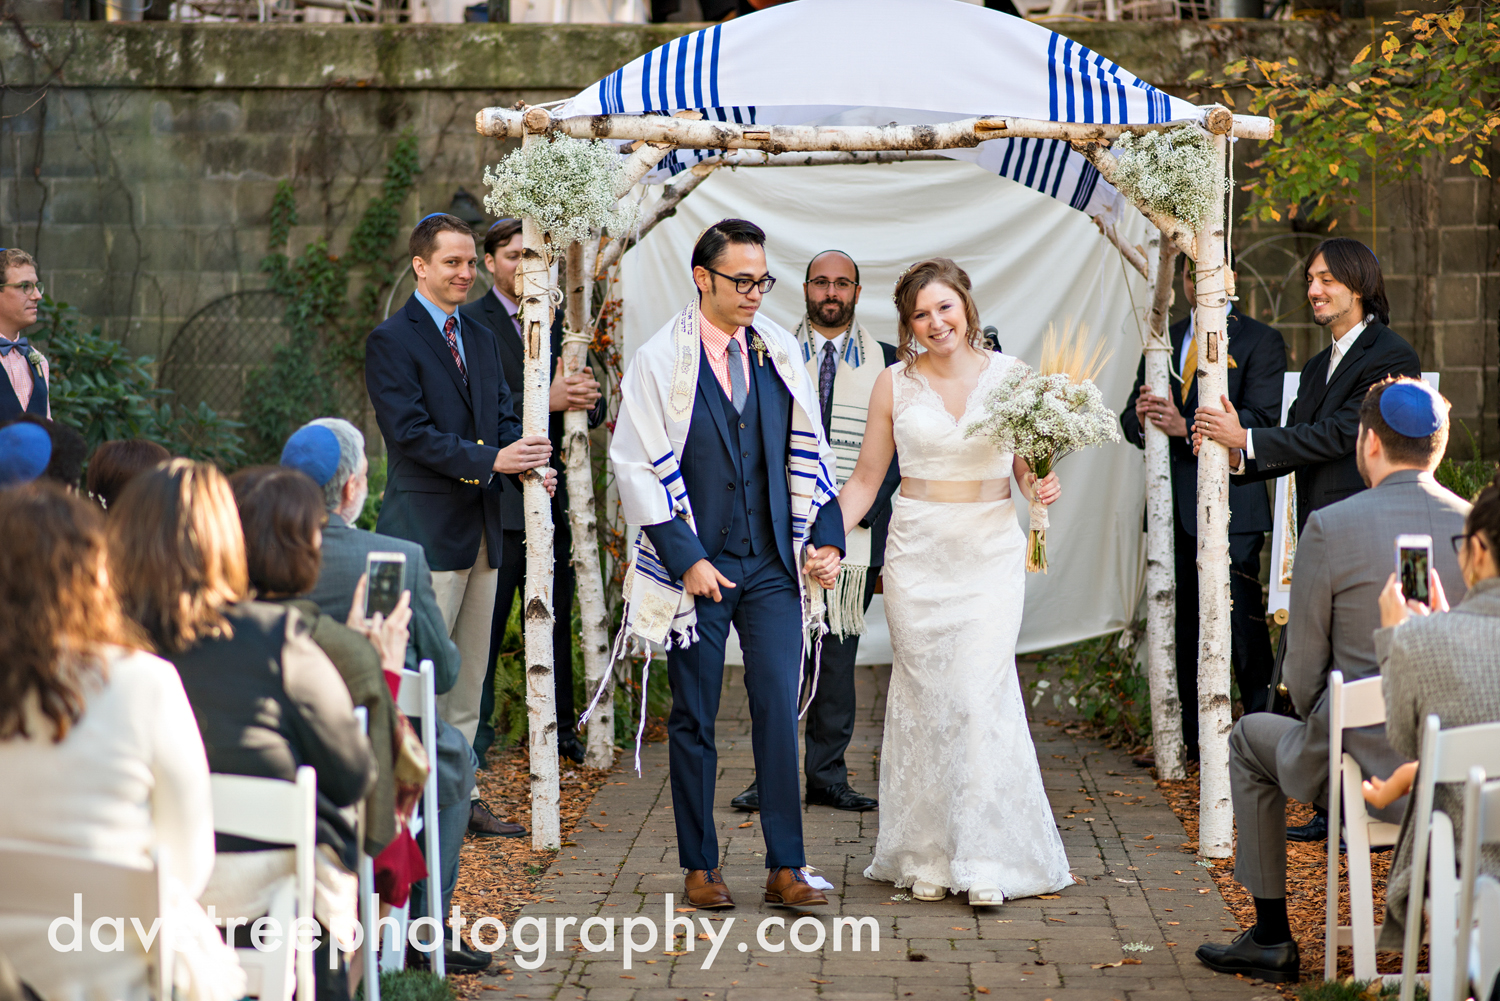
[618,159,1151,660]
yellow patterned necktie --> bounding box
[1180,336,1198,404]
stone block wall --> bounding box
[0,18,1494,456]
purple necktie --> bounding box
[819,340,838,419]
[443,316,468,386]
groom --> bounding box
[610,218,845,909]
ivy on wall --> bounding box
[241,131,421,462]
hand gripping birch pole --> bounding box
[1193,132,1233,859]
[518,115,561,850]
[563,240,616,770]
[1142,229,1186,782]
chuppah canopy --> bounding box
[545,0,1207,229]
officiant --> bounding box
[730,250,900,815]
[1120,254,1286,760]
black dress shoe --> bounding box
[1286,814,1328,843]
[406,934,494,974]
[1195,928,1300,983]
[557,730,586,764]
[806,782,877,812]
[731,781,759,812]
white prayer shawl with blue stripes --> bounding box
[553,0,1204,230]
[607,298,839,651]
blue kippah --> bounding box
[418,213,447,224]
[0,423,52,488]
[280,425,341,486]
[1379,381,1444,438]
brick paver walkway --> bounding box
[469,663,1271,1001]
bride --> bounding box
[836,258,1074,906]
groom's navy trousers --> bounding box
[643,340,844,871]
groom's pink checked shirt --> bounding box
[698,313,750,399]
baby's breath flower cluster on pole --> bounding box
[483,135,641,252]
[1108,126,1222,232]
[965,363,1120,572]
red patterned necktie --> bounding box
[443,315,468,386]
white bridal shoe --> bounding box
[967,886,1005,906]
[911,881,946,901]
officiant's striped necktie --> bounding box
[443,316,468,386]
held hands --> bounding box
[1192,394,1247,454]
[1378,569,1450,628]
[549,359,602,413]
[346,574,413,675]
[803,544,842,590]
[1135,384,1189,438]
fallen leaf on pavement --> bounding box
[737,821,753,828]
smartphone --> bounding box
[1395,534,1434,608]
[364,551,407,619]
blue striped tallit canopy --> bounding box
[554,0,1202,223]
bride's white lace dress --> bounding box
[864,354,1073,898]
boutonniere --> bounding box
[748,331,768,367]
[22,346,44,372]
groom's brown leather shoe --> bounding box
[685,868,735,909]
[764,867,828,907]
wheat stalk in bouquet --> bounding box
[965,321,1121,572]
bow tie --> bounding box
[0,337,28,357]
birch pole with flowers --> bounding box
[1143,231,1186,782]
[1191,133,1233,859]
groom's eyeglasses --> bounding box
[706,268,776,295]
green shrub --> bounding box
[32,297,245,470]
[1296,977,1426,1001]
[1436,421,1498,501]
[354,969,455,1001]
[356,454,387,531]
[1028,622,1149,745]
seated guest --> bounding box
[0,482,244,1001]
[0,421,50,488]
[1371,468,1500,954]
[1,413,87,490]
[229,464,409,864]
[108,459,376,993]
[281,419,495,975]
[1195,377,1470,982]
[87,439,170,510]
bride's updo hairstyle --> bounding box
[892,258,984,374]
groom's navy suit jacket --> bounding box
[642,337,845,582]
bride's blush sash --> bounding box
[900,477,1010,503]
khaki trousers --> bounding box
[431,535,499,754]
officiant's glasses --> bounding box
[807,278,857,292]
[706,268,776,295]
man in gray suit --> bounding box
[282,418,506,975]
[1195,378,1470,982]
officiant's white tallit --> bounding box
[796,318,884,639]
[583,298,840,771]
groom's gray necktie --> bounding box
[726,338,747,413]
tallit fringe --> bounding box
[825,564,868,640]
[580,611,689,778]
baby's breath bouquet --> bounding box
[483,134,640,252]
[966,323,1120,572]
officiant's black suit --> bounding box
[643,340,845,872]
[459,289,607,760]
[1121,308,1285,756]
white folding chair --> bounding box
[1325,671,1403,980]
[211,766,317,1001]
[0,841,172,999]
[1465,872,1500,1001]
[1446,768,1500,1001]
[379,659,444,979]
[1400,718,1500,1001]
[350,706,380,1001]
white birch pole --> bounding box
[562,239,616,770]
[518,113,560,850]
[1193,130,1233,859]
[1143,229,1186,782]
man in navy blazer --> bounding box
[364,213,555,795]
[1121,256,1286,755]
[621,220,844,911]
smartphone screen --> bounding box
[1398,545,1431,606]
[365,553,405,618]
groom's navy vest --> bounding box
[0,356,47,421]
[715,362,777,559]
